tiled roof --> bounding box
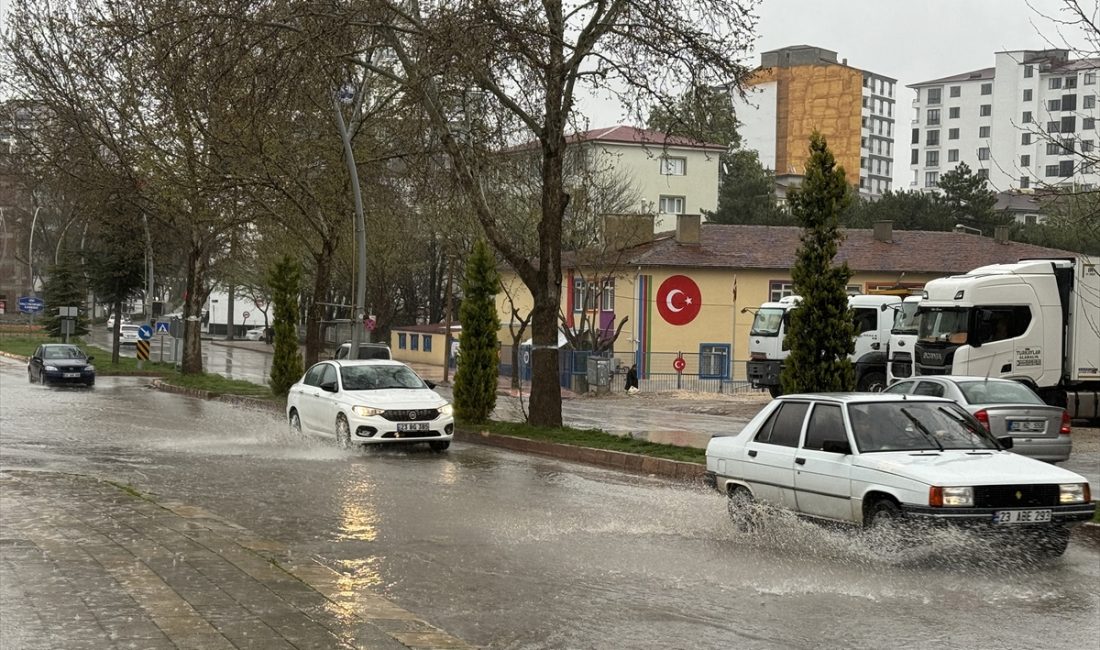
[565,125,727,150]
[588,224,1076,274]
[908,67,995,88]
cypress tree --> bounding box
[453,240,501,422]
[268,255,303,396]
[780,132,856,394]
[41,262,90,338]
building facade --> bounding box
[909,49,1100,193]
[735,45,897,198]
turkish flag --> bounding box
[656,275,702,326]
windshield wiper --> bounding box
[900,407,944,452]
[937,407,998,449]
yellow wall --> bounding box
[390,329,447,366]
[750,65,863,185]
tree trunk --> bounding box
[304,240,334,365]
[226,282,235,340]
[181,242,208,375]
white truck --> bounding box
[885,295,922,385]
[746,294,900,396]
[913,257,1100,420]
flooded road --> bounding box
[1,357,1098,649]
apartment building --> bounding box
[735,45,898,198]
[909,49,1100,192]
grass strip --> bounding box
[461,419,706,464]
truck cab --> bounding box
[885,295,922,385]
[746,296,800,397]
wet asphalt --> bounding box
[1,358,1098,649]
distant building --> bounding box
[734,45,898,199]
[909,49,1100,193]
[0,102,38,311]
[995,191,1050,225]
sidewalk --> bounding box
[0,471,474,650]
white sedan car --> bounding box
[244,327,266,341]
[705,393,1094,556]
[287,359,454,451]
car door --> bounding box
[315,364,340,431]
[29,346,42,380]
[794,403,855,522]
[741,401,808,508]
[294,364,327,432]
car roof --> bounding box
[328,359,405,367]
[777,392,955,404]
[894,376,1020,384]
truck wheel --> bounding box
[857,371,887,393]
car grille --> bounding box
[380,408,440,422]
[973,484,1059,508]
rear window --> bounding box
[958,381,1043,405]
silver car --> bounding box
[883,376,1071,462]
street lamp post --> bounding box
[27,207,41,296]
[332,88,368,359]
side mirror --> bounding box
[320,380,338,393]
[822,439,853,455]
[996,436,1014,449]
[425,381,436,389]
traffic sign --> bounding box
[136,340,150,361]
[155,321,170,334]
[18,296,44,314]
[365,316,377,331]
[137,324,154,340]
[242,310,250,319]
[672,356,686,373]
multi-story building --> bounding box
[0,103,36,313]
[735,45,898,198]
[909,49,1100,193]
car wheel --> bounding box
[288,409,302,434]
[28,369,35,384]
[857,371,887,393]
[335,414,351,449]
[429,440,450,452]
[865,498,902,528]
[85,381,95,388]
[726,485,758,532]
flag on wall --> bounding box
[731,275,738,304]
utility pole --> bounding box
[142,214,154,326]
[27,207,40,296]
[333,89,367,360]
[442,255,455,383]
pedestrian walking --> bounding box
[625,364,639,393]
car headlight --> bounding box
[439,403,454,416]
[44,365,58,371]
[85,365,95,371]
[1060,483,1089,504]
[352,405,385,417]
[929,486,973,507]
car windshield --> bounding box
[750,308,786,336]
[43,346,85,360]
[917,307,969,344]
[958,380,1044,405]
[337,345,389,360]
[891,301,921,335]
[847,402,997,452]
[340,365,425,390]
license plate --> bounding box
[1008,420,1045,433]
[396,423,429,433]
[993,509,1052,524]
[63,373,80,378]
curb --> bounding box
[1078,521,1100,544]
[149,379,284,413]
[0,350,29,362]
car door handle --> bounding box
[795,458,806,465]
[747,450,757,457]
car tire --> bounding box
[335,414,351,449]
[28,370,35,384]
[288,409,302,434]
[865,498,902,528]
[726,485,758,532]
[429,440,450,452]
[858,371,887,393]
[85,381,95,388]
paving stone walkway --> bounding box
[0,471,475,650]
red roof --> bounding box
[566,125,727,150]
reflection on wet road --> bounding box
[1,358,1098,649]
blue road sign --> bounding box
[17,296,44,313]
[138,324,154,340]
[155,321,170,334]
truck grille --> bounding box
[973,484,1059,508]
[381,408,440,422]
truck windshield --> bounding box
[750,308,786,336]
[891,302,921,335]
[917,307,969,344]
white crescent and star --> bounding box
[665,289,685,312]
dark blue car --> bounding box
[28,344,96,387]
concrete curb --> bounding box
[1077,521,1100,543]
[149,379,284,413]
[0,350,29,362]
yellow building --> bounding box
[389,324,458,367]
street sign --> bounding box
[365,316,377,331]
[672,356,686,373]
[155,321,170,334]
[59,306,79,317]
[136,340,150,361]
[137,324,154,340]
[18,296,44,314]
[243,310,250,319]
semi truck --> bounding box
[746,294,901,396]
[885,295,922,385]
[913,256,1099,420]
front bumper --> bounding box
[348,412,455,444]
[43,370,95,384]
[901,502,1095,525]
[746,360,782,389]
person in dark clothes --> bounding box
[625,364,639,392]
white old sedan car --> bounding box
[287,359,454,451]
[705,393,1094,556]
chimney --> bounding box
[994,224,1010,244]
[602,213,654,250]
[872,220,894,243]
[675,214,701,245]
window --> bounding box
[1048,98,1062,111]
[910,149,919,165]
[601,280,615,311]
[911,128,919,145]
[1062,115,1077,132]
[1060,159,1075,176]
[572,278,586,312]
[804,404,845,451]
[1086,72,1097,85]
[977,168,989,180]
[948,149,959,162]
[981,82,992,95]
[979,126,991,138]
[861,156,867,170]
[1024,64,1034,78]
[1048,120,1061,133]
[927,109,940,125]
[769,281,794,302]
[1020,176,1030,189]
[927,87,942,105]
[1050,77,1063,89]
[1023,89,1033,101]
[303,364,326,387]
[926,150,939,167]
[699,343,730,379]
[948,128,959,140]
[1082,139,1094,152]
[979,104,992,117]
[1046,164,1060,177]
[926,130,940,146]
[1047,141,1062,155]
[975,306,1032,343]
[1022,133,1032,145]
[1086,95,1096,109]
[1022,111,1032,124]
[1061,137,1075,153]
[949,106,960,119]
[1086,117,1097,130]
[660,157,686,175]
[1020,154,1030,167]
[978,147,990,160]
[658,195,685,213]
[753,401,808,447]
[912,381,946,398]
[398,333,407,349]
[410,334,419,351]
[319,365,336,388]
[423,335,432,353]
[852,308,878,334]
[1063,94,1078,111]
[949,85,961,98]
[925,171,939,187]
[1066,76,1078,88]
